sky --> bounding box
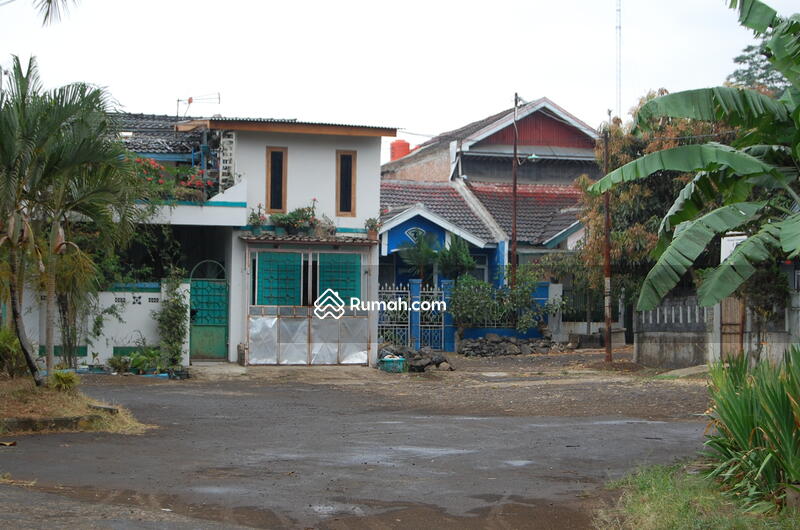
[1,0,797,161]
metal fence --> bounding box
[377,283,410,348]
[378,283,445,351]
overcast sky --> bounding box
[1,0,797,161]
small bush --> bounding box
[705,346,800,511]
[0,328,27,378]
[49,371,79,392]
[107,356,130,373]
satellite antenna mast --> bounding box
[615,0,622,119]
[176,92,221,120]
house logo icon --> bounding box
[314,288,345,319]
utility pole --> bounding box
[615,0,622,119]
[510,92,520,288]
[603,117,613,363]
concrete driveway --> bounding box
[0,377,705,528]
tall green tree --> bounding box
[727,34,791,96]
[589,0,800,313]
[437,236,475,281]
[0,56,141,384]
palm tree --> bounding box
[398,233,440,285]
[0,56,141,384]
[589,0,800,313]
[33,0,76,25]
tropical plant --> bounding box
[398,232,440,284]
[578,93,734,314]
[589,0,800,312]
[364,217,381,232]
[437,236,476,281]
[153,269,188,368]
[0,327,26,378]
[48,370,79,392]
[129,347,166,373]
[107,355,130,374]
[0,56,147,383]
[705,345,800,511]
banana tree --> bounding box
[589,0,800,311]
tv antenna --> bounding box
[615,0,622,119]
[176,92,221,119]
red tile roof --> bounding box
[468,183,581,244]
[380,180,495,242]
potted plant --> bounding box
[365,218,381,240]
[88,352,106,373]
[248,204,267,236]
[312,214,337,238]
[168,365,190,380]
[271,200,318,236]
[270,213,290,236]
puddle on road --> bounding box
[525,419,666,428]
[190,485,251,495]
[392,446,476,457]
[310,503,366,516]
[503,460,535,467]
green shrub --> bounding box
[107,356,130,373]
[0,328,27,378]
[129,347,167,373]
[153,269,188,368]
[705,346,800,511]
[49,371,79,392]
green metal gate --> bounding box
[190,261,228,361]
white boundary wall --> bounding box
[13,282,190,366]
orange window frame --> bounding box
[336,150,357,217]
[266,147,288,213]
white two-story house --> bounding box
[166,117,397,366]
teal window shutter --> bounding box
[256,252,302,305]
[318,253,361,302]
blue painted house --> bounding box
[378,180,507,287]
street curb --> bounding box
[0,415,104,433]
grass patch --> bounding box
[0,377,150,435]
[595,464,800,529]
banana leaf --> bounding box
[778,213,800,258]
[589,143,777,195]
[656,170,753,249]
[697,224,781,306]
[768,15,800,91]
[729,0,778,33]
[637,202,765,310]
[634,87,790,133]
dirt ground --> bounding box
[0,348,709,529]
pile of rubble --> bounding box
[379,345,454,372]
[458,333,575,357]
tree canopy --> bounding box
[589,0,800,311]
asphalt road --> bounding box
[0,379,705,528]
